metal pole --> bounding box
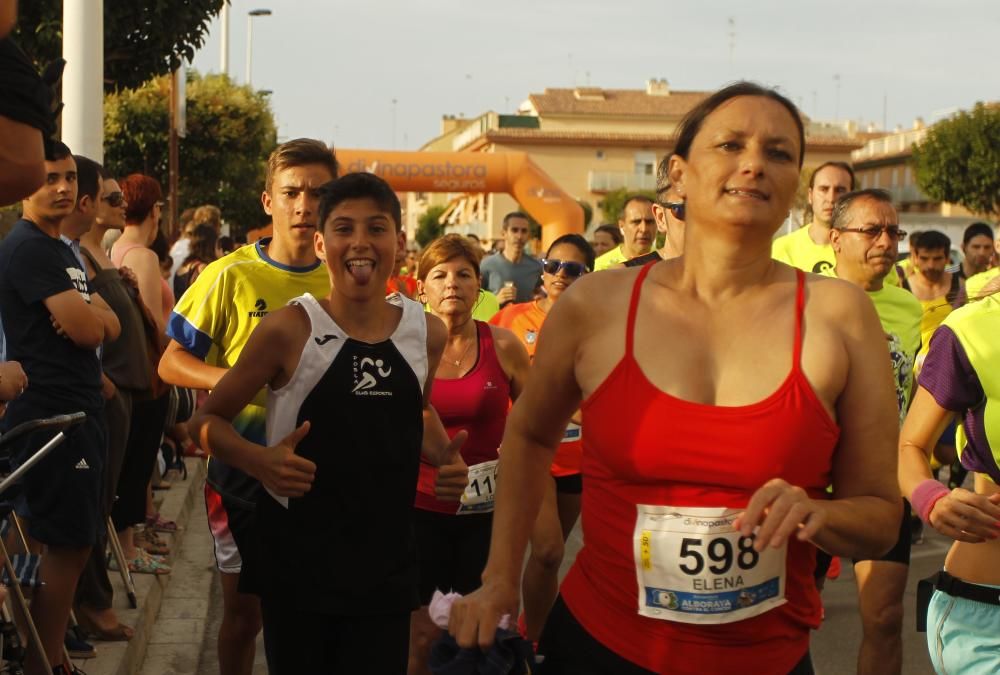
[169,71,180,240]
[220,2,230,75]
[245,13,253,85]
[62,0,104,160]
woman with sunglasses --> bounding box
[448,82,900,674]
[408,234,531,674]
[491,233,595,641]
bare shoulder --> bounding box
[255,303,311,352]
[424,312,447,353]
[803,272,880,335]
[488,323,527,357]
[556,267,640,322]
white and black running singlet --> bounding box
[256,292,429,615]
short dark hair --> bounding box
[46,140,72,162]
[265,138,339,193]
[620,194,654,217]
[502,211,530,230]
[809,161,856,191]
[963,222,994,245]
[673,81,805,169]
[912,230,950,254]
[830,189,893,231]
[655,155,672,200]
[318,173,402,232]
[547,233,596,272]
[594,223,623,245]
[72,155,102,202]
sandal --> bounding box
[136,526,170,556]
[109,549,171,575]
[146,513,180,533]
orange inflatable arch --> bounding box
[336,149,584,251]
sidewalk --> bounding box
[76,457,207,675]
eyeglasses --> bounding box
[102,192,125,207]
[541,258,588,277]
[658,201,685,220]
[836,225,908,240]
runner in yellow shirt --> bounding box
[593,195,656,270]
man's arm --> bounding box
[159,340,227,391]
[43,288,106,349]
[188,308,316,497]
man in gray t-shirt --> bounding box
[480,211,542,305]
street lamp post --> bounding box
[246,8,272,87]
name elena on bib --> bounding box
[633,505,786,625]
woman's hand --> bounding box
[928,488,1000,543]
[734,478,827,551]
[448,578,520,650]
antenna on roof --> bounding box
[728,17,736,72]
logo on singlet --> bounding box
[352,356,393,396]
[315,334,339,346]
[812,261,833,274]
[248,298,268,318]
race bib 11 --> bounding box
[457,460,498,515]
[633,505,786,625]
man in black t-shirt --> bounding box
[0,142,120,675]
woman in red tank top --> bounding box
[408,235,530,674]
[448,83,901,675]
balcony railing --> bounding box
[588,171,657,193]
[852,128,928,161]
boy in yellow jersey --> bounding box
[772,162,853,273]
[159,139,337,675]
[829,189,921,675]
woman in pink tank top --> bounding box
[408,235,530,674]
[448,83,902,675]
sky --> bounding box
[190,0,1000,151]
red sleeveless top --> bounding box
[416,321,511,514]
[561,265,839,674]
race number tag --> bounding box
[457,460,498,515]
[633,505,786,625]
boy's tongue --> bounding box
[347,260,374,285]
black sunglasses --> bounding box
[102,191,125,207]
[541,258,588,277]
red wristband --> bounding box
[912,479,950,524]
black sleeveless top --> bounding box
[255,293,428,615]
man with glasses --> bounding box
[594,195,657,271]
[828,189,920,675]
[621,157,685,268]
[480,211,542,305]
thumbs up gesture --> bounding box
[258,421,317,497]
[435,430,469,501]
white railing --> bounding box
[852,128,928,161]
[587,171,657,192]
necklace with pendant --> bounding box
[445,335,474,366]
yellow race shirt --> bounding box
[167,239,331,505]
[772,225,835,274]
[868,284,922,422]
[594,245,629,271]
[964,267,1000,302]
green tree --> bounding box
[597,188,657,224]
[104,71,278,235]
[14,0,224,91]
[912,103,1000,218]
[415,205,448,247]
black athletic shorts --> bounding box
[537,596,815,674]
[414,508,492,605]
[7,402,106,548]
[261,594,409,675]
[554,472,583,495]
[853,498,912,566]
